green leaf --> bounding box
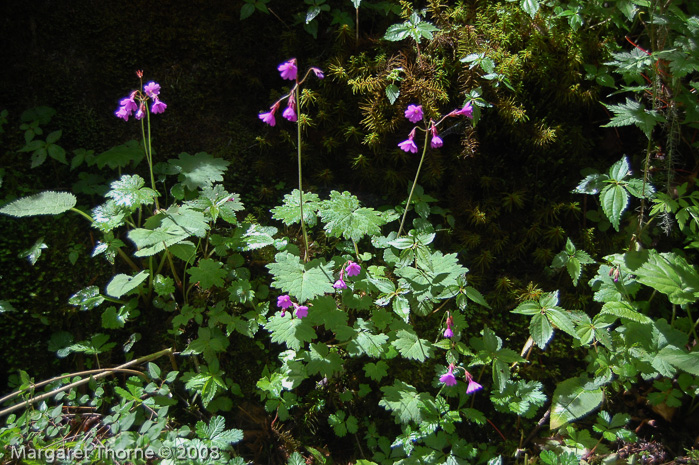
[1,191,77,217]
[391,329,434,362]
[271,190,321,227]
[18,237,48,265]
[303,343,343,377]
[530,313,554,349]
[632,251,699,305]
[601,301,652,324]
[384,23,411,41]
[187,258,227,289]
[106,270,149,298]
[240,3,255,19]
[266,314,316,351]
[364,361,389,381]
[105,174,158,208]
[267,252,335,302]
[379,380,433,424]
[69,286,104,311]
[521,0,540,18]
[550,377,603,429]
[600,184,629,231]
[347,319,388,358]
[602,98,665,139]
[465,286,491,308]
[94,140,144,169]
[386,83,400,104]
[607,156,630,182]
[169,152,230,191]
[318,191,387,242]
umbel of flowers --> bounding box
[397,101,474,235]
[114,70,167,208]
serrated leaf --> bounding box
[530,313,554,349]
[573,172,607,195]
[601,301,652,324]
[1,191,76,217]
[318,191,387,242]
[391,329,434,362]
[384,23,411,41]
[550,377,604,429]
[105,174,158,208]
[347,319,388,358]
[304,343,343,377]
[600,184,629,231]
[267,252,334,302]
[271,190,321,227]
[386,83,400,104]
[94,140,144,169]
[608,156,630,182]
[169,152,230,191]
[106,270,149,298]
[379,380,432,424]
[465,286,491,308]
[632,251,699,305]
[187,258,227,289]
[521,0,540,18]
[603,98,665,139]
[364,361,389,381]
[266,313,317,351]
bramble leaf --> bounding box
[391,329,434,362]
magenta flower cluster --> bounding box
[397,102,474,153]
[276,294,309,319]
[258,58,324,127]
[115,73,167,121]
[333,260,361,290]
[439,364,483,394]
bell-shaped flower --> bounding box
[439,364,457,386]
[430,122,443,148]
[259,101,280,127]
[278,58,298,80]
[443,314,454,338]
[333,279,347,289]
[398,128,418,153]
[311,67,324,79]
[135,104,145,121]
[120,97,138,114]
[404,104,423,123]
[465,371,483,394]
[449,102,473,119]
[151,98,167,114]
[295,305,309,319]
[345,261,361,277]
[283,106,297,122]
[115,106,131,121]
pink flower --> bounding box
[311,67,324,79]
[345,261,361,277]
[278,59,298,80]
[430,135,443,148]
[465,371,483,394]
[439,365,457,386]
[295,306,308,319]
[151,98,167,114]
[135,104,145,120]
[449,102,473,119]
[283,106,297,122]
[405,104,423,123]
[259,110,276,126]
[277,295,293,309]
[398,129,418,153]
[120,97,138,114]
[115,106,131,121]
[443,314,454,338]
[144,81,161,98]
[333,279,347,289]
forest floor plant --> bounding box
[2,1,699,463]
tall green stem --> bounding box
[398,133,430,236]
[142,109,160,210]
[296,84,310,261]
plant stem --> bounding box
[69,207,94,223]
[398,132,430,236]
[296,84,310,261]
[0,348,173,417]
[142,109,160,210]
